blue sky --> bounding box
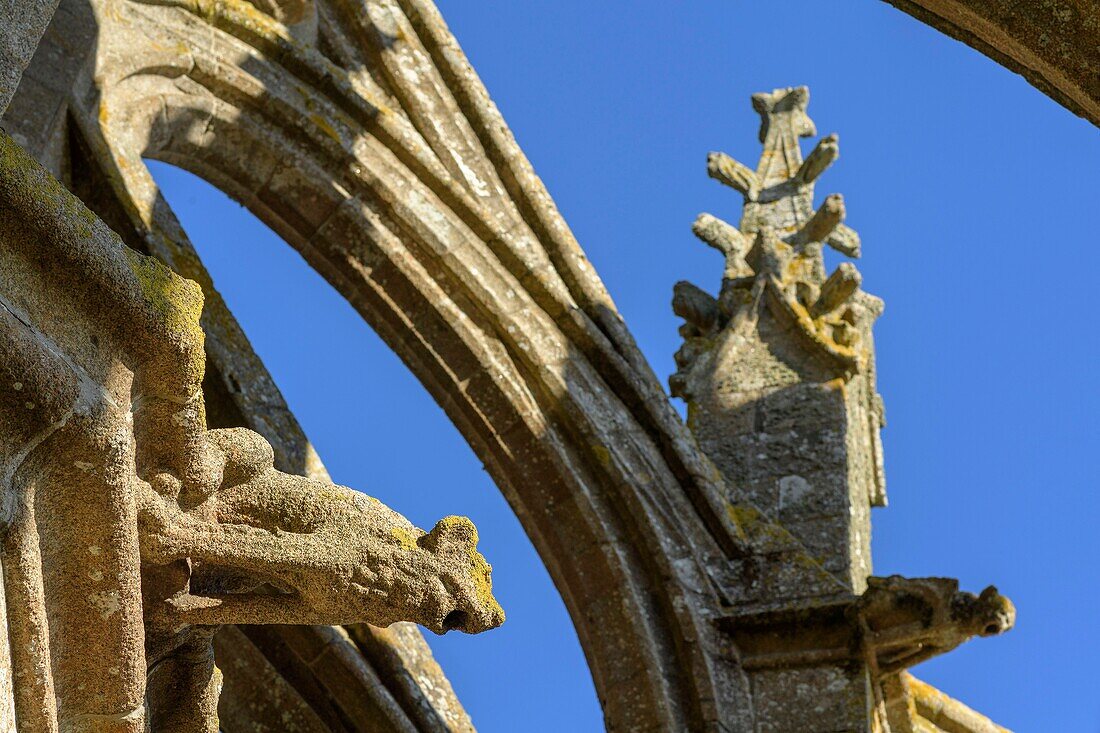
[150,2,1100,730]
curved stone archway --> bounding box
[882,0,1098,126]
[0,0,1071,730]
[49,0,773,729]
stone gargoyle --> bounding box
[858,575,1015,674]
[137,426,505,637]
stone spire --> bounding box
[673,86,1015,733]
[672,85,886,592]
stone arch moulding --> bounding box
[30,0,826,730]
[882,0,1099,127]
[1,0,1040,730]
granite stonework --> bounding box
[0,0,1065,728]
[0,129,502,731]
[672,87,886,592]
[673,88,1014,732]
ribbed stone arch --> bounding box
[62,0,772,729]
[882,0,1098,127]
[3,0,1068,730]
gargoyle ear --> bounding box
[205,427,274,487]
[978,586,1000,603]
[418,516,479,554]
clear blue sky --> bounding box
[149,2,1099,730]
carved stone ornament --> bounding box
[0,130,503,731]
[0,0,1032,725]
[673,88,1016,733]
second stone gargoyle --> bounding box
[137,426,505,636]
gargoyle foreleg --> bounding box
[137,473,326,579]
[165,592,325,627]
[144,519,323,584]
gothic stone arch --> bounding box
[0,0,1068,730]
[883,0,1098,127]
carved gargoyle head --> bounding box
[415,515,506,634]
[953,585,1016,638]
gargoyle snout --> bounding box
[421,516,505,635]
[438,598,505,635]
[976,586,1015,637]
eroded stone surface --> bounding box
[0,128,502,731]
[0,0,1048,725]
[140,428,503,635]
[677,88,1014,733]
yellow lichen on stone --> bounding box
[123,247,205,341]
[726,501,812,555]
[312,483,359,509]
[466,545,503,624]
[590,444,611,468]
[390,526,418,551]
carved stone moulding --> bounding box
[0,0,1041,728]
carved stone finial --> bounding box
[670,86,890,591]
[673,85,882,395]
[683,89,1012,733]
